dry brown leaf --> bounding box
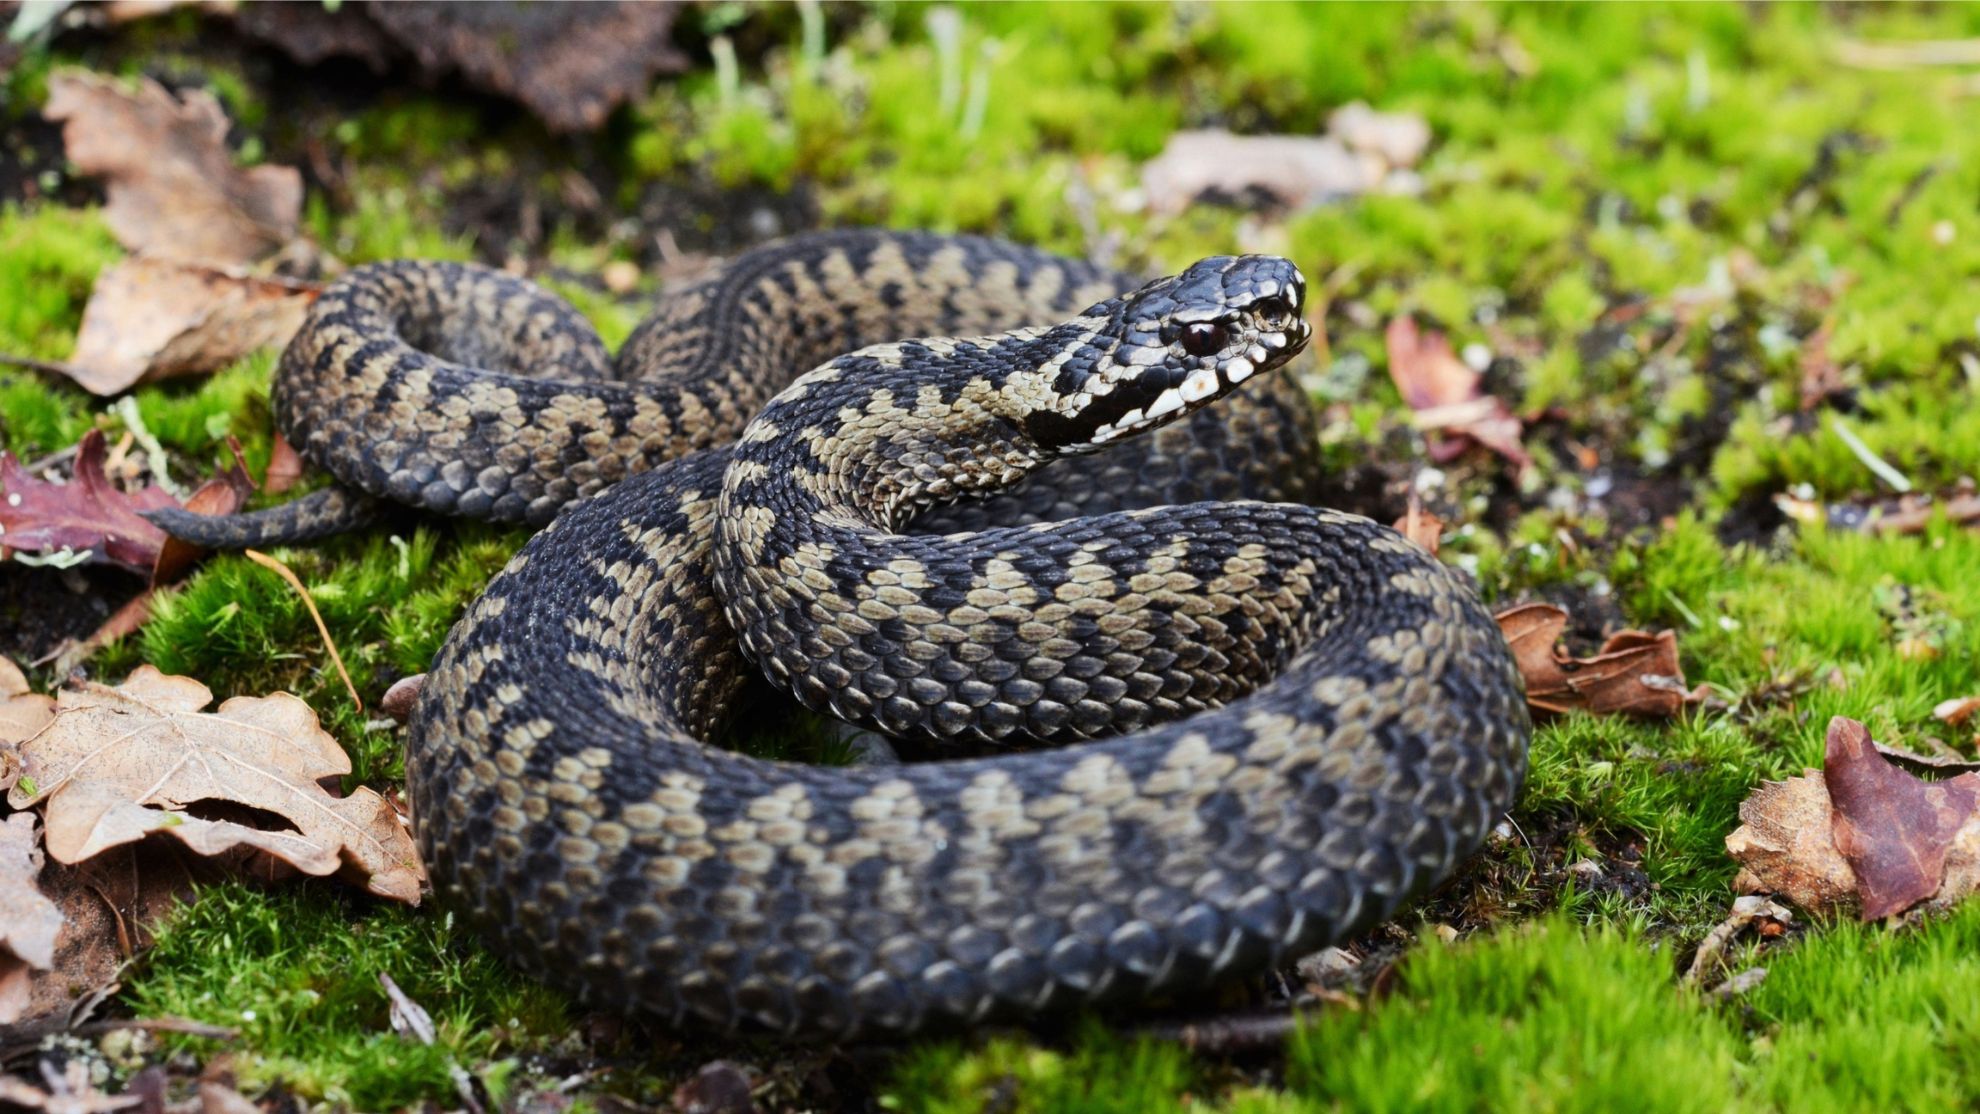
[0,813,65,1026]
[262,432,304,495]
[1933,695,1980,727]
[1392,506,1444,555]
[1727,769,1860,913]
[43,70,301,264]
[1385,316,1530,472]
[65,257,317,395]
[1730,716,1980,920]
[1494,603,1695,717]
[5,844,204,1037]
[1,656,55,771]
[6,666,424,903]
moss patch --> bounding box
[2,1,1979,1109]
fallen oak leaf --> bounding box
[1386,316,1531,472]
[64,257,318,396]
[0,813,65,1026]
[1,656,55,780]
[1729,716,1980,921]
[1493,603,1696,717]
[5,666,424,903]
[43,70,301,264]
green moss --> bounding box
[127,883,572,1111]
[4,2,1979,1108]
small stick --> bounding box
[243,549,363,712]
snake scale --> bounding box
[151,230,1530,1037]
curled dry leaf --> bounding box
[1385,316,1530,472]
[5,666,424,903]
[43,70,301,264]
[0,429,254,582]
[0,813,65,1026]
[1494,603,1696,717]
[65,257,318,396]
[1392,506,1444,555]
[1729,716,1980,920]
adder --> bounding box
[152,230,1529,1036]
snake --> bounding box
[150,230,1530,1037]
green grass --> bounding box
[4,0,1980,1109]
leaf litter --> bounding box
[1494,602,1702,718]
[3,665,422,902]
[1728,716,1980,921]
[0,429,254,583]
[29,70,321,395]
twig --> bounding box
[243,549,362,712]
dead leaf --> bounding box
[1385,316,1531,472]
[44,71,301,264]
[1327,101,1433,168]
[364,2,689,133]
[6,666,424,903]
[261,433,303,495]
[0,431,174,575]
[1935,696,1980,726]
[1826,717,1980,919]
[1494,603,1695,717]
[0,430,255,582]
[672,1062,759,1114]
[1727,770,1860,913]
[1141,130,1383,214]
[1730,716,1980,921]
[1,656,55,766]
[0,814,65,1026]
[1392,506,1444,555]
[65,257,317,395]
[379,674,425,725]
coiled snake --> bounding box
[153,230,1529,1037]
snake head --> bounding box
[1022,255,1311,452]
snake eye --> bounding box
[1179,321,1227,357]
[1256,297,1295,328]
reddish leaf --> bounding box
[0,431,254,582]
[1385,316,1531,472]
[1825,716,1980,920]
[0,431,173,575]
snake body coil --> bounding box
[173,231,1529,1036]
